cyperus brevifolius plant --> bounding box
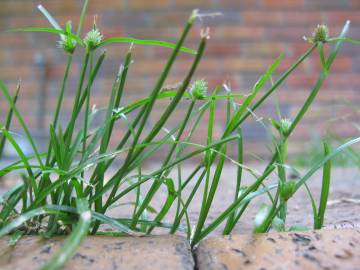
[1,1,360,268]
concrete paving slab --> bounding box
[195,228,360,270]
[0,235,194,270]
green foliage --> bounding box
[0,2,360,268]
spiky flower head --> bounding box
[271,118,292,136]
[190,79,208,100]
[84,17,103,51]
[57,21,76,54]
[279,118,292,135]
[304,24,329,44]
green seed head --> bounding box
[190,79,208,100]
[280,180,296,201]
[57,21,76,54]
[279,118,292,135]
[84,28,103,50]
[305,24,329,44]
[270,118,292,136]
[58,37,76,54]
[313,24,329,43]
[84,18,103,51]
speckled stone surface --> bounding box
[0,235,194,270]
[195,228,360,270]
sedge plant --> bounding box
[1,1,360,268]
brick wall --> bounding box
[1,0,360,159]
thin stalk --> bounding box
[65,52,90,148]
[82,52,93,162]
[277,138,288,222]
[99,20,204,220]
[76,0,89,36]
[171,168,207,234]
[45,55,73,166]
[255,21,351,232]
[223,128,243,234]
[91,136,237,205]
[0,81,20,159]
[145,100,196,232]
[93,50,132,212]
[192,165,275,247]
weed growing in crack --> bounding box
[1,0,360,267]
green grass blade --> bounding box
[193,166,276,246]
[192,144,227,244]
[237,46,315,127]
[254,203,272,233]
[40,199,91,270]
[316,142,331,229]
[303,182,318,227]
[318,43,328,76]
[0,125,38,196]
[262,136,360,233]
[328,37,360,45]
[91,212,140,236]
[0,82,20,159]
[101,14,202,216]
[37,4,62,31]
[8,27,83,45]
[223,128,243,234]
[76,0,89,36]
[98,37,196,54]
[45,55,73,166]
[147,178,176,233]
[288,21,350,135]
[0,81,44,168]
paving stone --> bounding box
[0,235,194,270]
[195,228,360,270]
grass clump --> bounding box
[1,1,360,268]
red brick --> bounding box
[242,11,284,25]
[216,26,265,40]
[240,42,285,57]
[351,0,360,8]
[266,26,309,41]
[38,1,81,15]
[287,74,324,87]
[127,0,170,11]
[0,0,359,156]
[215,0,259,8]
[0,33,30,49]
[223,58,270,72]
[283,11,324,26]
[88,1,125,12]
[0,66,32,80]
[205,42,241,56]
[0,1,34,16]
[151,13,189,27]
[325,11,360,25]
[263,0,305,9]
[312,57,352,72]
[173,0,215,9]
